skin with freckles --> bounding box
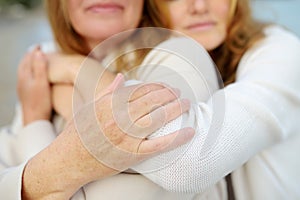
[21,75,194,200]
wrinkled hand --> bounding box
[74,74,194,172]
[17,46,52,125]
[22,74,194,200]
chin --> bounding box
[196,37,224,51]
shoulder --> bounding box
[243,25,300,60]
[237,25,300,76]
[263,25,300,41]
[138,37,219,101]
[140,36,216,78]
[262,25,300,50]
[143,37,211,64]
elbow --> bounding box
[152,168,218,193]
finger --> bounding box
[17,52,33,96]
[32,51,48,80]
[151,98,191,126]
[96,73,124,99]
[138,127,195,155]
[18,52,33,80]
[32,44,41,52]
[28,45,41,75]
[128,82,174,102]
[128,98,190,138]
[128,87,180,122]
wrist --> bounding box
[59,122,119,183]
[21,126,88,199]
[22,110,51,126]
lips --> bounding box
[186,21,216,31]
[86,2,124,13]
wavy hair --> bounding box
[45,0,90,55]
[45,0,156,74]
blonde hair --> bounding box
[114,28,170,74]
[211,0,267,85]
[45,0,156,73]
[45,0,90,55]
[144,0,267,85]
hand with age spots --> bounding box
[21,74,195,200]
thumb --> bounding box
[96,73,125,98]
[33,51,48,80]
[138,127,195,155]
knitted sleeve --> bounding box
[131,26,300,193]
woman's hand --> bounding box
[22,74,194,200]
[47,53,115,89]
[76,74,194,171]
[47,53,85,84]
[17,47,52,126]
[47,53,116,121]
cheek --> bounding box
[67,0,80,19]
[128,2,144,26]
[67,2,82,28]
[161,8,182,29]
[214,3,230,39]
[216,2,231,24]
[68,11,83,33]
[168,15,183,30]
[213,22,227,48]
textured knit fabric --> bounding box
[130,25,300,198]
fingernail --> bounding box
[116,73,124,80]
[35,51,44,60]
[181,98,191,106]
[185,127,195,137]
[35,44,41,51]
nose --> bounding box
[188,0,208,14]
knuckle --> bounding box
[136,115,153,128]
[103,122,127,147]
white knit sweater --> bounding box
[1,25,300,200]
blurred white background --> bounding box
[0,5,52,126]
[0,0,299,126]
[252,0,300,36]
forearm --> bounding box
[51,58,116,119]
[132,79,295,193]
[132,32,300,193]
[21,122,117,200]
